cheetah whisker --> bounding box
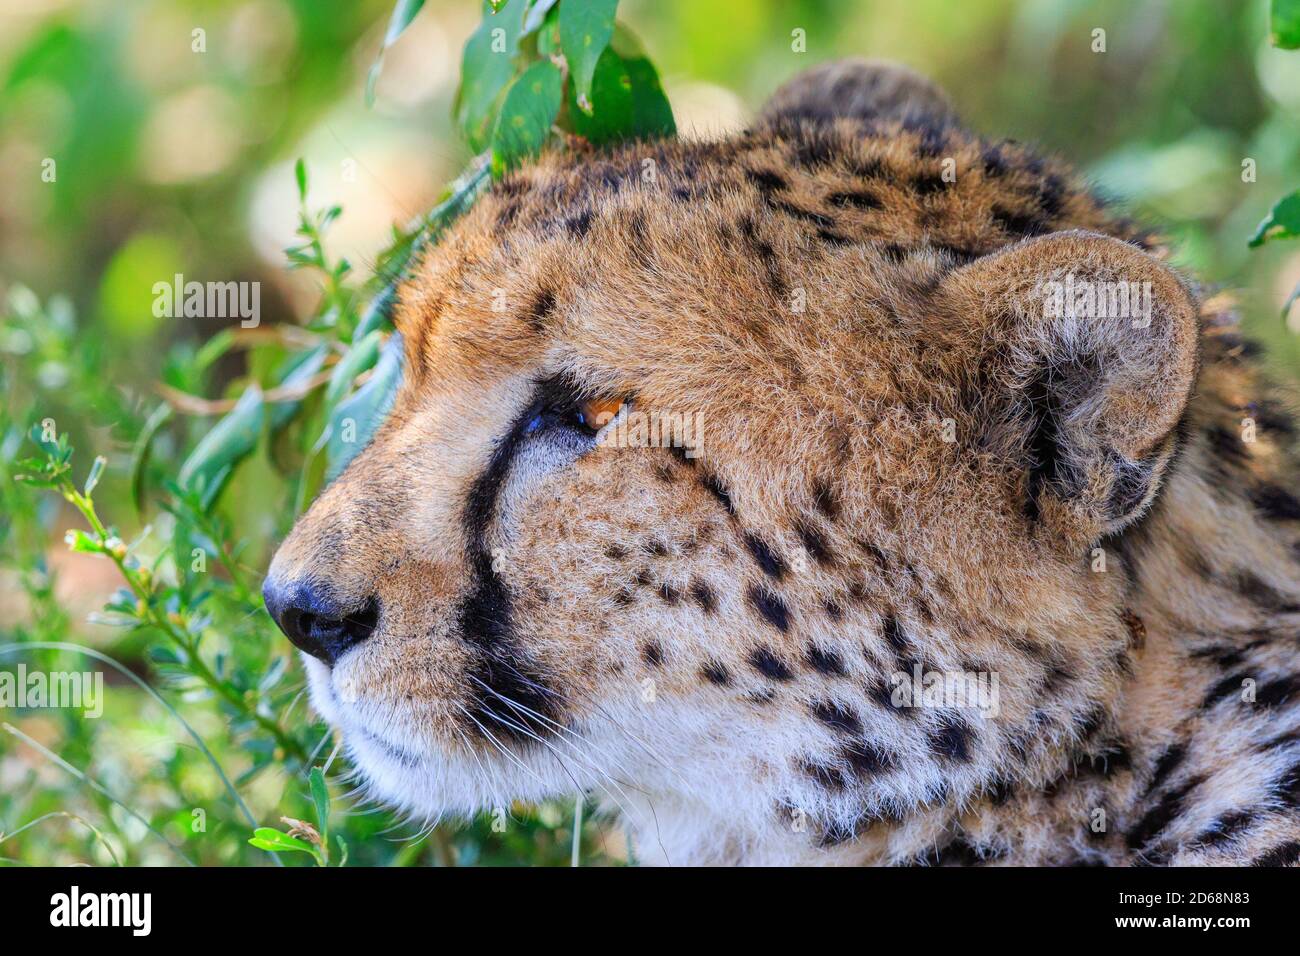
[475,661,688,788]
[473,700,643,825]
[466,673,644,784]
[453,701,550,792]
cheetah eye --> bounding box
[520,390,626,437]
[575,396,626,433]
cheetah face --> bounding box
[264,63,1200,859]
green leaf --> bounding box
[64,529,102,555]
[366,0,427,106]
[309,767,330,845]
[248,827,314,854]
[535,2,561,56]
[324,334,403,482]
[3,24,84,95]
[490,58,563,177]
[524,0,559,35]
[621,54,675,139]
[559,0,618,115]
[177,387,265,509]
[130,402,173,519]
[324,331,382,410]
[1249,190,1300,247]
[1273,0,1300,48]
[29,421,64,460]
[455,0,531,151]
[82,455,106,496]
[294,158,308,201]
[268,345,329,432]
[148,645,181,665]
[353,285,396,341]
[381,0,427,47]
[192,328,236,376]
[566,44,674,146]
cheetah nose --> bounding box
[263,578,379,666]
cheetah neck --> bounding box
[924,344,1300,867]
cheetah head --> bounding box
[265,61,1200,863]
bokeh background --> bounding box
[1,0,1298,866]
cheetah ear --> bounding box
[758,59,958,128]
[940,230,1200,547]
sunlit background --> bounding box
[1,0,1298,866]
[8,0,1300,346]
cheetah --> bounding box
[264,60,1300,866]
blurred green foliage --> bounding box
[1,0,1298,867]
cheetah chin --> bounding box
[266,60,1300,866]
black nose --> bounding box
[263,579,378,666]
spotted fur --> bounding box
[266,60,1300,866]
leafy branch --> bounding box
[249,767,348,866]
[16,428,308,764]
[378,0,673,177]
